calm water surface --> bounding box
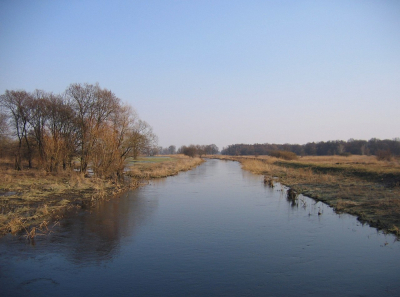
[1,160,399,296]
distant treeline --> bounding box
[177,144,219,157]
[221,138,400,157]
[0,83,158,178]
[158,144,219,157]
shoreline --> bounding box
[210,155,400,238]
[0,155,204,238]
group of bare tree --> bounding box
[177,144,219,157]
[158,145,177,155]
[0,83,157,179]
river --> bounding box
[0,159,399,296]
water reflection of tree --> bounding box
[54,188,159,265]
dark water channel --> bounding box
[1,160,399,296]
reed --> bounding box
[263,176,274,187]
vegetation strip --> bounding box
[0,155,203,238]
[273,161,400,187]
[211,155,400,237]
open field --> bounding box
[0,155,203,237]
[211,155,400,237]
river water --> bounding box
[1,159,399,296]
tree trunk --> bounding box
[14,153,21,171]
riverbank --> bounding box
[0,155,204,237]
[211,155,400,237]
[126,155,204,178]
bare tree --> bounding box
[180,145,197,158]
[0,90,33,169]
[128,120,158,160]
[196,145,206,157]
[0,111,9,158]
[65,83,120,173]
[0,111,8,139]
[43,93,77,171]
[27,90,49,167]
[91,104,137,178]
[205,144,219,155]
[168,145,176,154]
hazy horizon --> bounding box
[1,1,399,150]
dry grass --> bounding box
[211,155,400,237]
[0,162,119,237]
[0,155,204,238]
[127,155,204,178]
[283,155,400,177]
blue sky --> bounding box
[1,0,399,149]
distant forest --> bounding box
[221,138,400,157]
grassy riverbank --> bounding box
[0,155,203,237]
[211,155,400,237]
[127,155,204,178]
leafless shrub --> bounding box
[263,176,274,187]
[376,149,392,161]
[269,150,298,160]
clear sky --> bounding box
[1,0,399,150]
